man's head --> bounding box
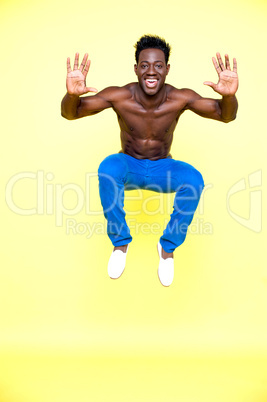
[134,35,171,65]
[134,35,171,96]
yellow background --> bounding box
[1,0,267,401]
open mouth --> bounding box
[145,78,158,88]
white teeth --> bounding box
[146,79,157,82]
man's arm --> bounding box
[184,53,238,123]
[61,53,113,120]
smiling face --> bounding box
[134,48,170,96]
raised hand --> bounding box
[66,53,98,96]
[204,53,238,97]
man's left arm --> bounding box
[185,53,238,123]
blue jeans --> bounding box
[98,153,204,253]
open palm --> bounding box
[204,53,238,96]
[66,53,98,96]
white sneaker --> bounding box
[157,242,174,287]
[108,245,129,279]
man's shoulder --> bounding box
[98,83,136,102]
[167,85,201,109]
[166,85,199,101]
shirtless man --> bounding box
[61,35,238,286]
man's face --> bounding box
[134,48,170,96]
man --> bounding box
[61,35,238,287]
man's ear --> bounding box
[166,64,170,75]
[134,64,137,75]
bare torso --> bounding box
[62,49,238,162]
[110,83,187,160]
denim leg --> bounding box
[98,154,204,251]
[98,154,132,247]
[160,162,204,253]
[145,158,204,253]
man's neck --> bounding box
[134,84,167,110]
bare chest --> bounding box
[113,99,184,139]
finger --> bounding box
[212,57,221,75]
[203,81,215,88]
[225,54,231,70]
[67,57,72,73]
[74,52,79,70]
[233,57,237,73]
[79,53,88,72]
[216,52,225,71]
[84,86,98,94]
[82,58,91,77]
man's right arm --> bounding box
[61,89,115,120]
[61,52,114,120]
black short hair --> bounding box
[134,34,171,64]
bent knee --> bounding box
[184,168,204,196]
[98,154,128,180]
[192,169,204,189]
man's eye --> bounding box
[156,64,163,68]
[141,65,148,69]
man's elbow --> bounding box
[61,111,68,119]
[221,114,237,123]
[61,110,76,120]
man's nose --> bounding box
[147,65,156,75]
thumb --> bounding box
[203,81,216,90]
[83,87,98,94]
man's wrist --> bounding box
[66,92,80,98]
[222,94,237,100]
